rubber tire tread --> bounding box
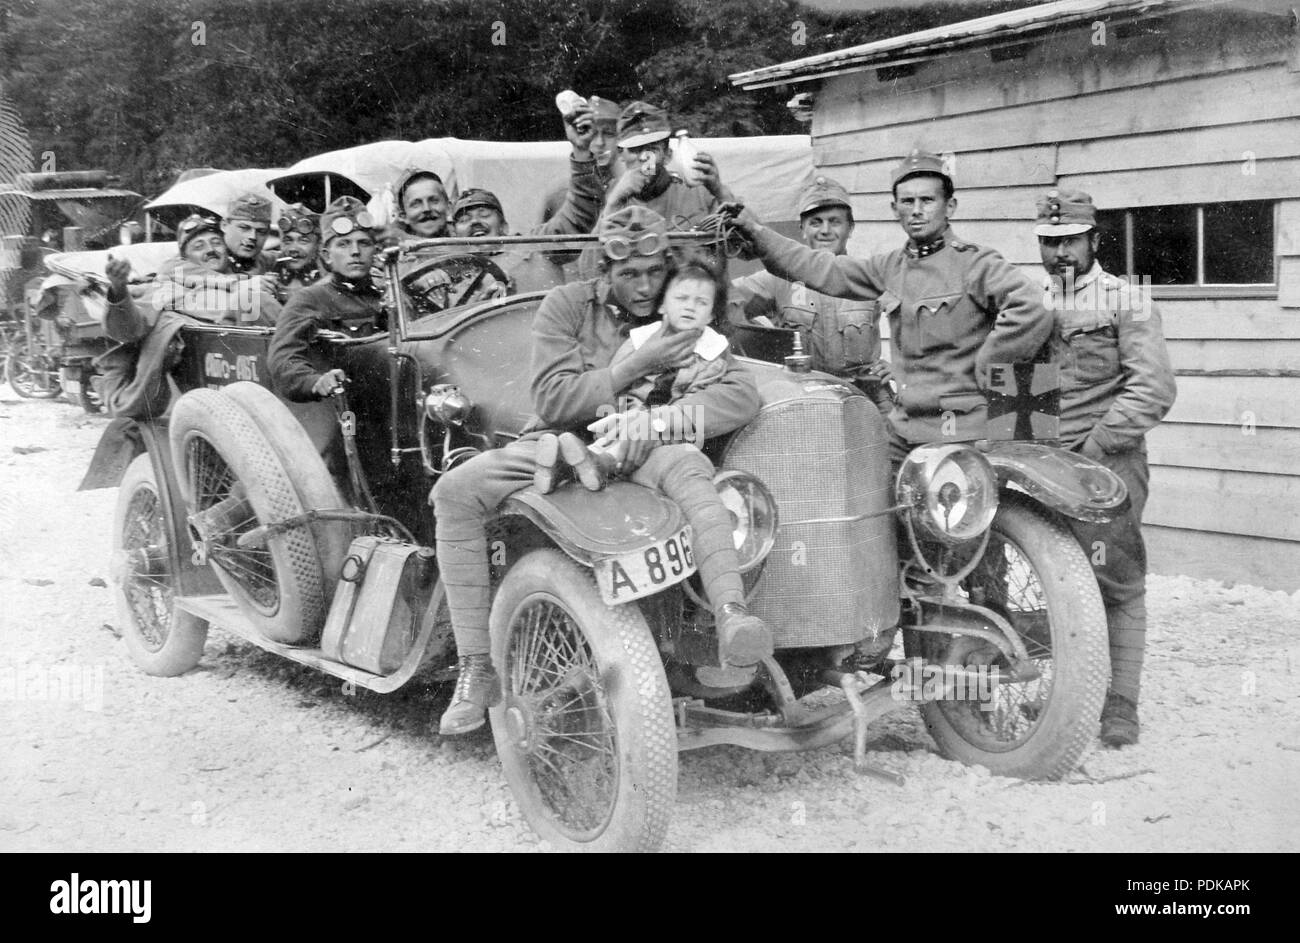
[115,454,210,676]
[220,382,350,596]
[169,387,327,643]
[916,492,1110,781]
[488,549,678,852]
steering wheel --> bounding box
[401,253,513,315]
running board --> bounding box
[174,594,449,693]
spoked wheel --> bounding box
[5,348,62,398]
[907,493,1109,780]
[112,454,209,675]
[489,549,677,852]
[170,388,330,644]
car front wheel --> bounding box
[488,549,677,852]
[907,493,1110,780]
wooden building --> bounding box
[732,0,1300,590]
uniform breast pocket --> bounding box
[831,300,880,370]
[915,292,965,347]
[1067,325,1121,385]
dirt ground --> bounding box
[1,396,1297,852]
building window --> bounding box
[1095,200,1275,289]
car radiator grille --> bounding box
[722,389,898,648]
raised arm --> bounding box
[747,222,883,302]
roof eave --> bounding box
[729,0,1216,90]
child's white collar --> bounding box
[628,322,728,361]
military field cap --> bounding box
[617,101,672,148]
[451,188,504,221]
[227,192,273,223]
[176,213,222,252]
[892,148,952,189]
[798,175,852,217]
[319,196,375,241]
[276,202,320,235]
[590,95,621,127]
[597,205,669,260]
[1034,188,1096,237]
[394,167,445,207]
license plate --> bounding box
[594,525,695,606]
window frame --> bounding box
[1098,200,1279,300]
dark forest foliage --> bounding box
[1,0,1034,194]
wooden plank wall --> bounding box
[810,8,1300,590]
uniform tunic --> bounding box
[267,276,384,402]
[750,223,1052,444]
[731,268,882,378]
[1048,261,1176,704]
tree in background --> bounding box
[0,0,1037,196]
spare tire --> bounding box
[169,387,328,644]
[220,381,352,596]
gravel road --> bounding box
[2,396,1297,852]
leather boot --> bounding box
[1099,690,1139,747]
[716,602,774,667]
[439,654,501,736]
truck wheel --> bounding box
[907,493,1109,780]
[219,382,350,594]
[169,388,328,644]
[488,549,677,852]
[5,348,61,398]
[113,454,209,675]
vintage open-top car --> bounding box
[95,230,1127,852]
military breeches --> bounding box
[431,441,742,658]
[1066,443,1152,702]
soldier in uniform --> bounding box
[268,197,384,402]
[1036,188,1176,747]
[602,101,730,229]
[541,95,621,225]
[271,202,324,301]
[221,192,276,277]
[431,207,771,736]
[447,188,566,295]
[391,169,452,240]
[731,175,892,406]
[734,148,1053,460]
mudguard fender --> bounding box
[500,480,688,567]
[981,441,1126,523]
[78,417,146,491]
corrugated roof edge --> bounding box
[729,0,1232,89]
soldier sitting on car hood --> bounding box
[430,206,772,737]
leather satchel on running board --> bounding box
[321,536,435,675]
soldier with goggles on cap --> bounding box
[601,101,731,229]
[271,203,324,300]
[1035,188,1176,748]
[102,212,281,343]
[429,205,770,737]
[269,197,385,403]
